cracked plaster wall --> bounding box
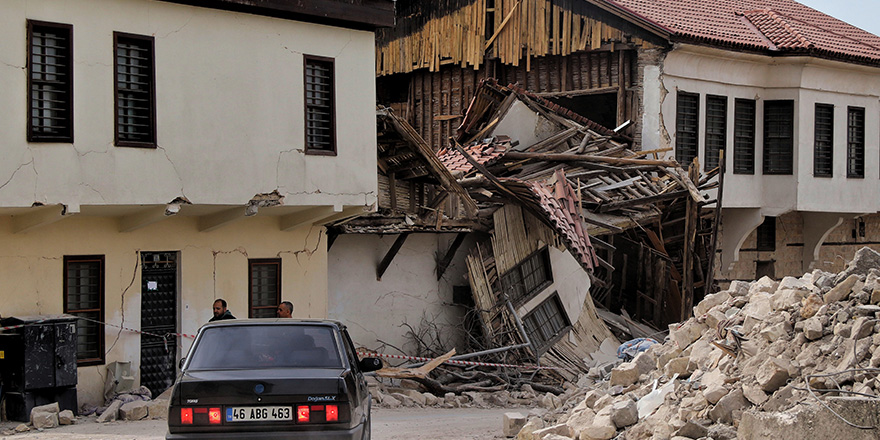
[0,0,377,208]
[0,215,327,406]
[327,233,476,357]
[652,44,880,215]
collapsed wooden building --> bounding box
[329,80,718,376]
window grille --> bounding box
[522,294,570,350]
[763,100,794,175]
[63,255,104,365]
[847,106,865,178]
[705,95,727,170]
[28,21,73,142]
[249,259,281,318]
[305,56,336,154]
[814,104,834,177]
[733,99,756,174]
[675,92,699,167]
[500,248,553,305]
[115,33,156,146]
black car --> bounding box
[166,319,382,439]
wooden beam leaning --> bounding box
[119,204,181,232]
[12,204,73,234]
[436,232,468,280]
[377,233,410,281]
[502,151,678,167]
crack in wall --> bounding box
[275,227,323,267]
[211,247,250,300]
[334,35,353,58]
[107,250,141,356]
[157,14,195,39]
[0,158,35,192]
[0,59,25,70]
[156,145,189,201]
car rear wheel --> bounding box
[362,416,371,440]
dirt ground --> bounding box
[0,407,519,439]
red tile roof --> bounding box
[606,0,880,64]
[437,140,508,174]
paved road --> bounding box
[0,407,519,439]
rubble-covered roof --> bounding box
[437,140,509,176]
[606,0,880,65]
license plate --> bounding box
[226,406,293,422]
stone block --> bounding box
[851,316,874,339]
[703,385,728,404]
[825,274,860,304]
[675,419,709,439]
[742,292,773,321]
[760,320,792,342]
[695,291,730,317]
[503,412,527,437]
[582,390,607,409]
[670,320,706,349]
[836,247,880,284]
[756,359,791,393]
[777,276,814,291]
[542,435,573,440]
[871,288,880,305]
[631,351,656,376]
[383,394,402,408]
[727,280,751,296]
[565,408,596,435]
[664,357,694,378]
[742,385,768,406]
[610,400,638,428]
[609,362,639,387]
[803,317,824,340]
[120,400,151,421]
[58,409,76,425]
[97,400,122,423]
[705,308,726,330]
[515,418,544,440]
[31,411,59,430]
[532,423,574,439]
[147,398,169,419]
[423,392,440,407]
[771,289,806,311]
[749,276,779,295]
[739,396,880,440]
[708,387,748,424]
[592,394,614,412]
[579,413,616,440]
[801,293,824,319]
[654,344,683,370]
[403,389,428,406]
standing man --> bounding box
[276,301,293,318]
[209,299,236,322]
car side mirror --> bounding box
[179,357,186,369]
[359,357,382,372]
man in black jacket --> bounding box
[209,299,236,322]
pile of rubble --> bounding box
[506,246,880,440]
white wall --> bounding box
[327,233,472,357]
[0,0,378,209]
[518,246,591,327]
[646,45,880,216]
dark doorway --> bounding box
[547,93,618,129]
[139,251,178,398]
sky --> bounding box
[797,0,880,37]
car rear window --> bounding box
[187,325,343,370]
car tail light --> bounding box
[208,408,222,424]
[326,405,338,422]
[181,408,193,425]
[297,405,310,423]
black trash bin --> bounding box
[0,315,78,421]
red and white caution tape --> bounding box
[357,350,570,371]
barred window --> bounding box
[305,56,336,155]
[733,99,756,174]
[756,217,776,252]
[814,104,834,177]
[500,248,553,305]
[705,95,727,170]
[63,255,105,365]
[847,106,865,178]
[249,259,281,318]
[763,100,794,175]
[28,21,73,142]
[115,33,156,147]
[522,294,570,350]
[675,92,699,167]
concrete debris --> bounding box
[96,400,122,423]
[503,412,527,437]
[30,402,60,429]
[58,410,76,425]
[482,246,880,440]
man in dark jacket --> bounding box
[209,299,236,322]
